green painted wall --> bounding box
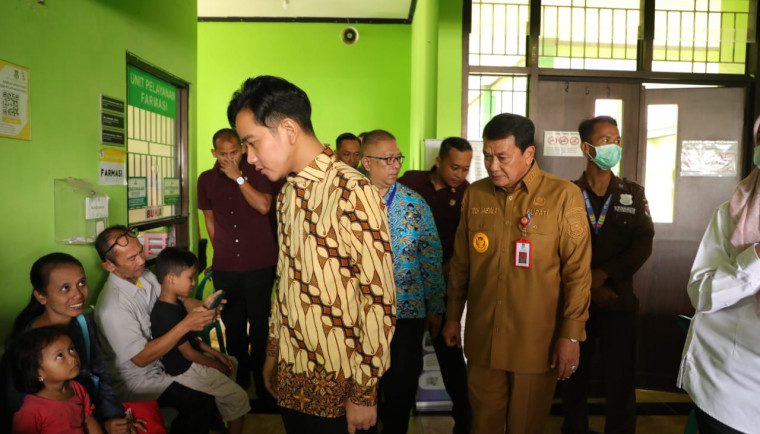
[196,21,413,256]
[197,22,412,169]
[197,1,465,173]
[0,0,198,339]
[409,0,465,169]
[410,0,441,169]
[436,1,464,140]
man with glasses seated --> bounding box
[362,130,446,433]
[93,225,221,434]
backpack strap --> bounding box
[75,314,91,361]
[74,314,99,397]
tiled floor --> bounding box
[206,332,693,433]
[238,413,690,434]
[235,389,693,434]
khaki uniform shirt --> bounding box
[267,149,397,417]
[447,162,591,373]
[574,173,654,312]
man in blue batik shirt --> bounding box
[362,129,446,434]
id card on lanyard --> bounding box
[515,214,532,268]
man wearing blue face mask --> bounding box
[561,116,654,434]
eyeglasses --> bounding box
[365,155,405,166]
[101,226,139,260]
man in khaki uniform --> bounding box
[442,113,592,433]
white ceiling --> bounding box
[198,0,416,22]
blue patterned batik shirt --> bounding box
[384,182,446,319]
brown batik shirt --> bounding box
[266,148,397,417]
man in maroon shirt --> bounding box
[336,132,361,169]
[197,128,278,410]
[398,136,473,433]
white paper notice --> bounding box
[98,148,127,185]
[544,131,583,157]
[680,140,738,177]
[85,196,109,220]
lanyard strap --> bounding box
[385,183,398,209]
[582,189,612,235]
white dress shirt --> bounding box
[678,201,760,432]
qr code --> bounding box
[2,91,20,117]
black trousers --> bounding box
[378,318,426,434]
[695,407,745,434]
[432,325,472,434]
[562,307,638,434]
[280,407,375,434]
[157,381,216,434]
[214,267,276,406]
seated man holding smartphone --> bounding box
[150,247,250,434]
[94,225,222,434]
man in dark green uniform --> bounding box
[562,116,655,434]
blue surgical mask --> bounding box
[587,144,622,171]
[754,146,760,167]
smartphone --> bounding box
[208,291,226,309]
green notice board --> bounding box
[128,177,147,208]
[164,177,180,204]
[127,66,177,119]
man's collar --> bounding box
[575,171,619,195]
[287,147,334,186]
[428,165,462,193]
[382,182,399,199]
[490,161,541,194]
[427,165,442,190]
[108,271,148,295]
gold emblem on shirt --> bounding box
[449,199,456,206]
[567,207,588,239]
[473,232,489,253]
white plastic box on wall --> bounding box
[54,178,109,244]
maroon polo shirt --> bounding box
[398,167,469,263]
[197,160,278,272]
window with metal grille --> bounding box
[652,0,751,74]
[127,65,182,225]
[466,74,529,140]
[538,0,640,70]
[470,0,530,67]
[124,60,190,254]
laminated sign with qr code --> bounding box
[0,60,30,140]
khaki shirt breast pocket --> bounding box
[524,215,559,252]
